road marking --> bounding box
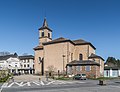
[8,82,15,87]
[21,82,31,87]
[32,82,40,86]
[3,80,86,88]
[7,81,45,87]
[0,82,8,92]
[40,81,45,85]
[46,81,55,85]
[1,83,8,88]
[15,82,23,86]
[8,82,31,87]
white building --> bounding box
[0,53,34,74]
[0,60,8,71]
[19,55,34,74]
[104,66,120,77]
[7,57,21,74]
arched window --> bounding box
[42,32,44,37]
[79,54,83,60]
[48,33,50,38]
[71,53,73,61]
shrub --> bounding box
[0,75,10,83]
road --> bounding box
[1,75,120,92]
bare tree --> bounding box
[47,65,56,78]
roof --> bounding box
[88,53,104,61]
[67,60,100,66]
[0,54,17,60]
[72,39,89,44]
[43,37,74,45]
[42,38,96,50]
[72,39,96,50]
[33,45,43,50]
[104,66,120,70]
[42,18,48,27]
[19,55,34,60]
[38,18,52,32]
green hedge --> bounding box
[55,77,72,80]
[0,75,10,83]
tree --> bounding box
[116,59,120,67]
[106,57,120,67]
[47,65,56,77]
[106,57,117,67]
[47,65,56,73]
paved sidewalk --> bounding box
[8,75,53,82]
[12,75,42,82]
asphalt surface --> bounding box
[1,80,98,92]
[1,75,120,92]
[2,81,120,92]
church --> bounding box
[34,18,104,78]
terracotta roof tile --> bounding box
[33,45,43,50]
[67,60,100,66]
[88,53,104,61]
[72,39,96,50]
[43,37,73,45]
[72,39,89,44]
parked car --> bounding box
[73,74,86,80]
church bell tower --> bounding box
[38,18,52,45]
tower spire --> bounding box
[38,18,52,45]
[43,18,48,27]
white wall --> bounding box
[104,69,119,77]
[0,60,8,70]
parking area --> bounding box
[1,75,120,92]
[12,74,41,82]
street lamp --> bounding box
[62,55,65,75]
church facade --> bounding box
[34,18,104,78]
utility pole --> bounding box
[62,55,65,75]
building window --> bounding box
[24,65,26,67]
[15,65,17,67]
[112,70,118,77]
[48,33,50,38]
[67,66,72,74]
[42,32,44,37]
[86,66,91,71]
[27,59,29,63]
[26,59,28,62]
[71,53,73,61]
[27,64,29,67]
[33,65,34,68]
[24,60,26,63]
[76,66,81,72]
[79,54,83,60]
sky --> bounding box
[0,0,120,61]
